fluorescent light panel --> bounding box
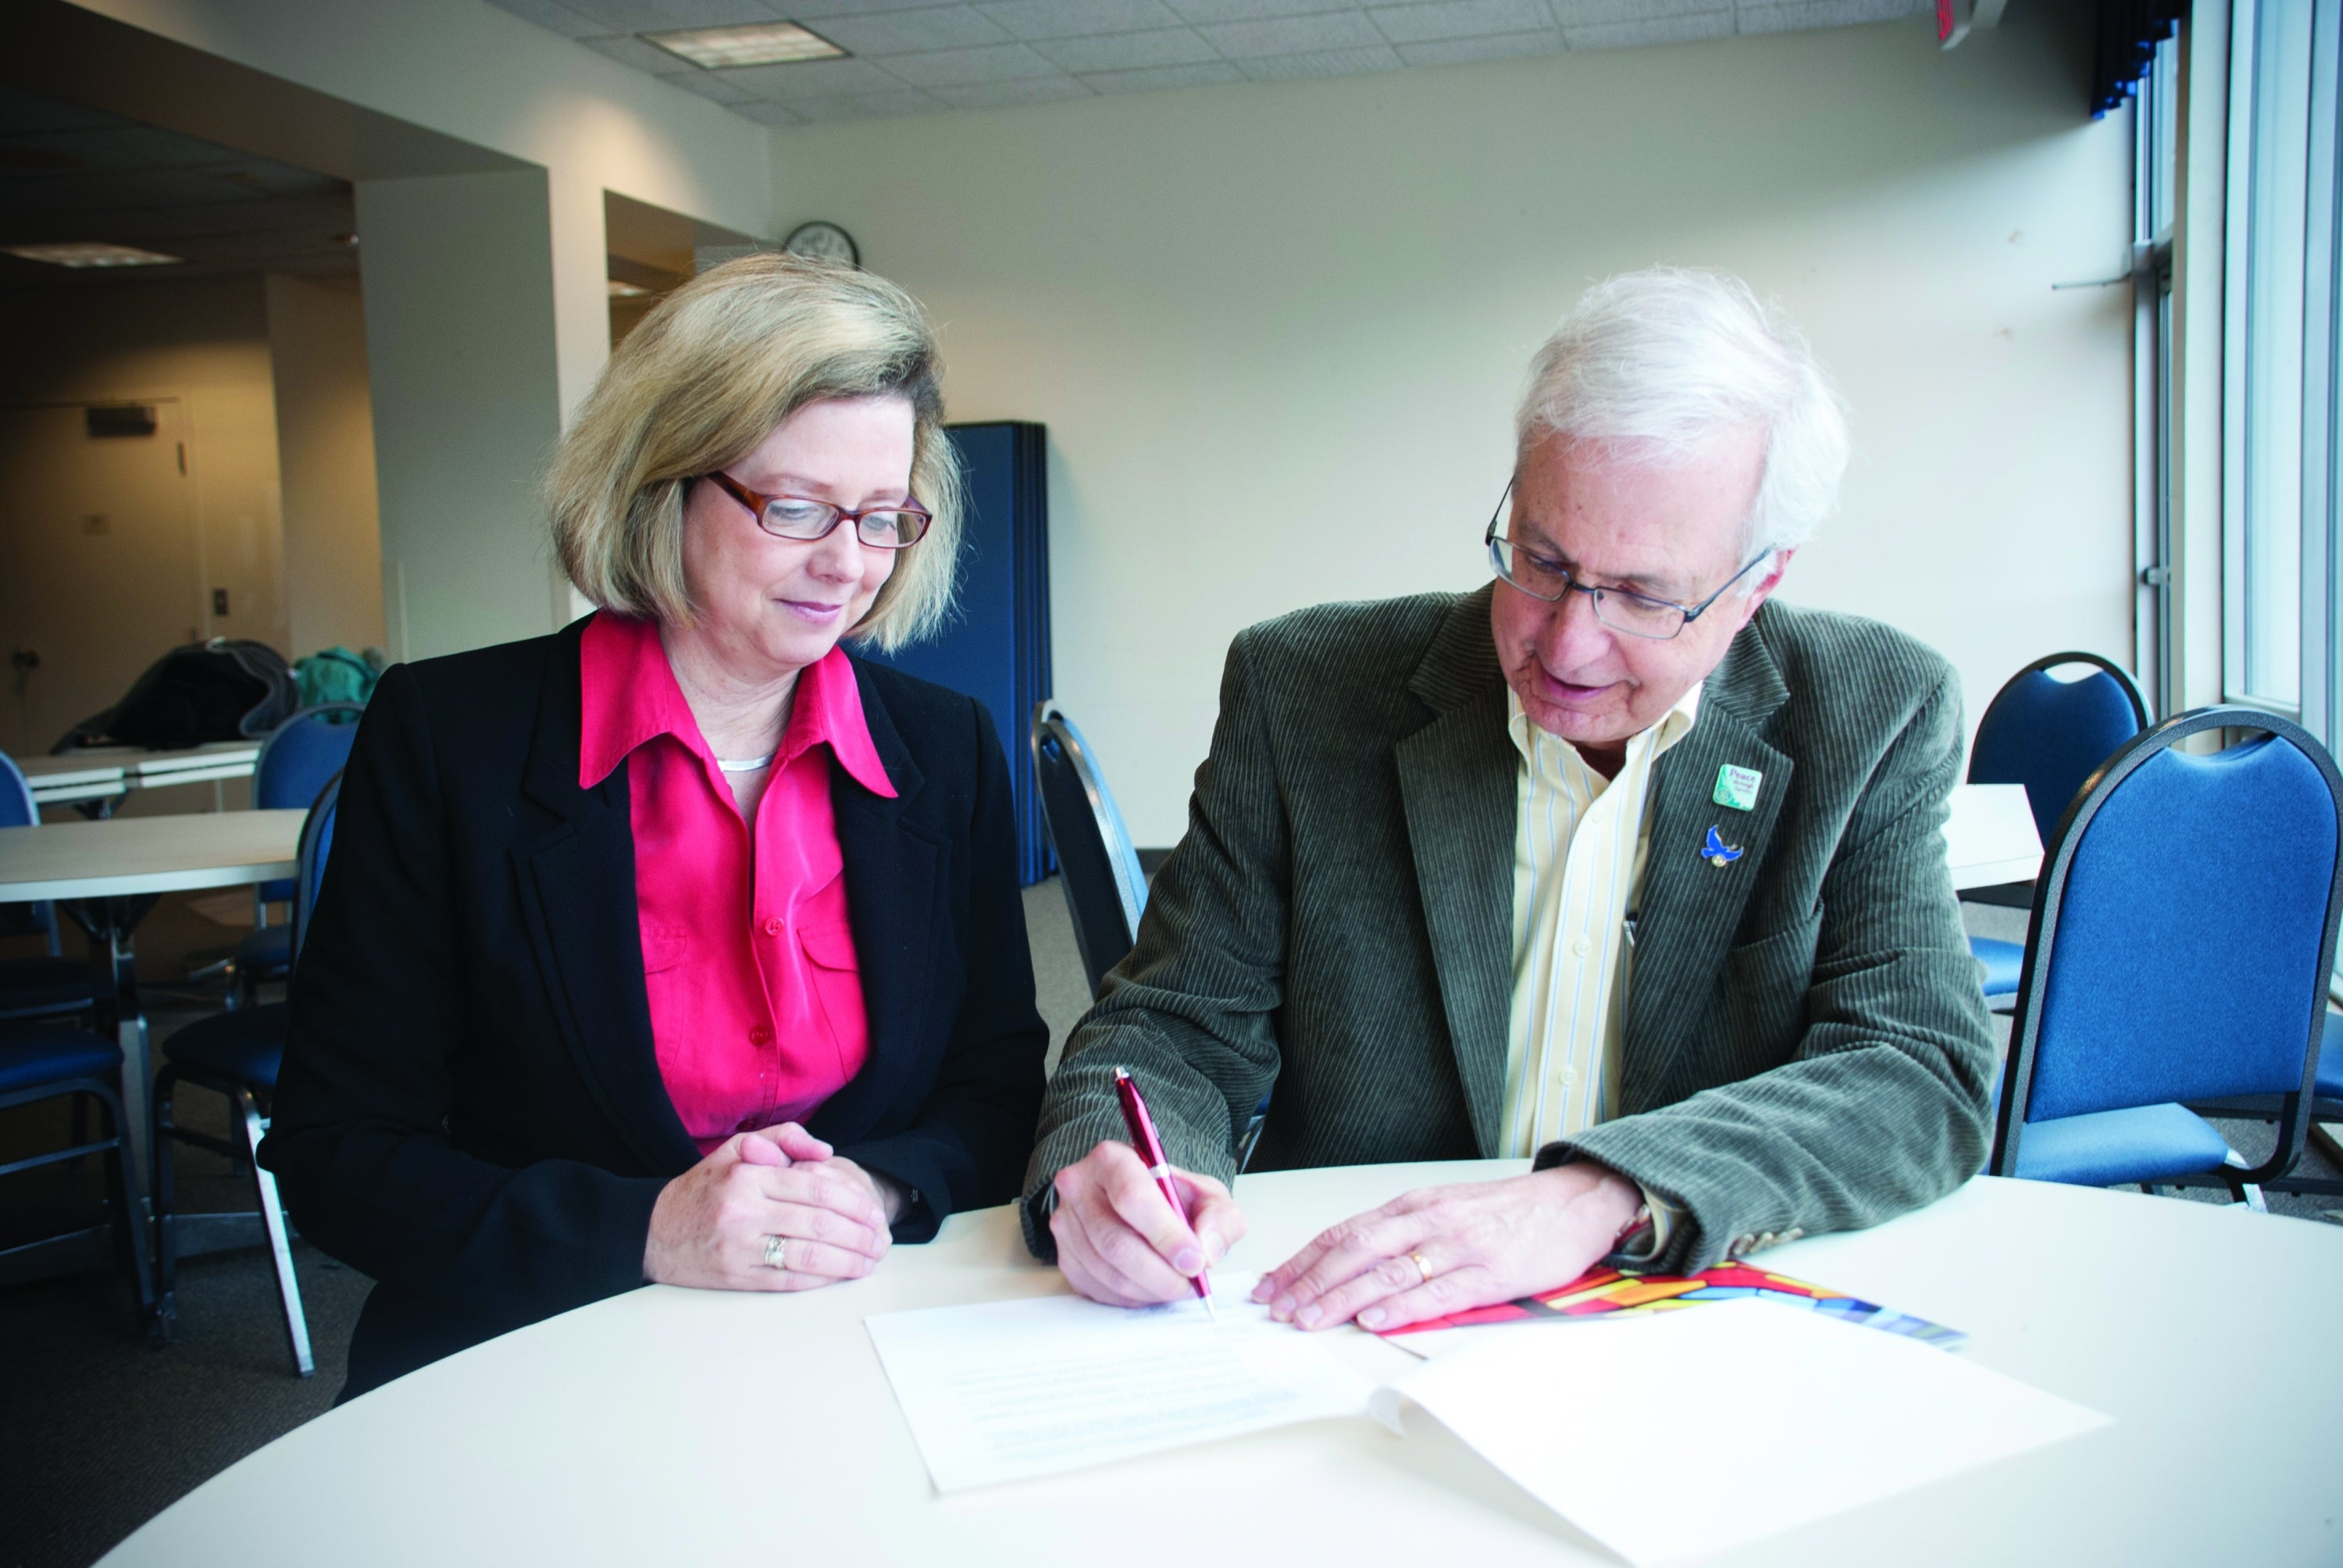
[6,241,184,269]
[644,21,844,69]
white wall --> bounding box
[265,273,384,658]
[771,9,2134,844]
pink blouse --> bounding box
[578,611,897,1155]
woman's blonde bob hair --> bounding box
[549,252,960,653]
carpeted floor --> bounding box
[1,883,2336,1567]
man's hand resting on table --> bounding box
[1050,1139,1248,1307]
[1252,1162,1642,1331]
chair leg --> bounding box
[236,1089,312,1377]
[152,1068,180,1341]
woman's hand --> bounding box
[643,1123,894,1291]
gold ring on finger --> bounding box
[1407,1250,1433,1285]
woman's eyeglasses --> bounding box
[701,471,932,549]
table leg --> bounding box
[71,896,159,1206]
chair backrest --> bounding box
[1968,651,2151,845]
[1029,702,1149,997]
[1990,707,2343,1185]
[253,704,362,903]
[288,770,341,965]
[0,750,34,831]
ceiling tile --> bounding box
[929,74,1095,108]
[659,66,764,100]
[1032,27,1220,72]
[1735,0,1928,31]
[1200,12,1386,56]
[1550,0,1722,23]
[1235,44,1403,78]
[1164,0,1354,22]
[787,89,952,121]
[880,41,1061,84]
[1370,0,1553,45]
[976,0,1186,39]
[722,55,911,95]
[802,6,1010,54]
[1078,59,1247,92]
[558,0,784,29]
[731,100,808,123]
[1397,28,1560,64]
[1563,10,1730,46]
[576,34,704,71]
[482,0,613,39]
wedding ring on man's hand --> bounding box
[763,1235,788,1270]
[1407,1250,1434,1285]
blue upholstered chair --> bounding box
[203,704,361,1008]
[0,1023,155,1330]
[1029,703,1149,998]
[1,750,99,1026]
[1963,652,2151,1008]
[1988,707,2343,1204]
[152,771,339,1375]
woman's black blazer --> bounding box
[261,618,1049,1399]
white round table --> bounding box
[99,1164,2343,1566]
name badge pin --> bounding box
[1701,825,1744,868]
[1713,764,1763,812]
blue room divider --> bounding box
[858,421,1052,885]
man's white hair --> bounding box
[1515,268,1849,571]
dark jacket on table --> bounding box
[1023,587,1996,1272]
[262,619,1048,1401]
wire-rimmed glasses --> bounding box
[702,471,933,548]
[1483,483,1767,641]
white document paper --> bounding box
[865,1274,1375,1491]
[1369,1298,2112,1565]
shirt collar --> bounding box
[1507,679,1704,769]
[578,611,897,799]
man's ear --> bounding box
[1742,548,1795,618]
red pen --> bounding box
[1113,1067,1217,1320]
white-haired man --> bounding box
[1025,269,1996,1332]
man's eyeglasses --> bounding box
[1483,483,1767,641]
[702,471,933,549]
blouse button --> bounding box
[749,1024,772,1047]
[761,916,783,937]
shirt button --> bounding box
[762,917,782,937]
[1560,1067,1578,1089]
[749,1025,772,1047]
[1571,936,1592,958]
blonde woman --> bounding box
[262,255,1048,1400]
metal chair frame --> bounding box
[1989,707,2343,1199]
[1028,703,1147,995]
[0,1067,155,1328]
[152,770,338,1376]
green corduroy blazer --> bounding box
[1023,586,1996,1273]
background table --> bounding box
[0,809,303,1192]
[17,741,262,810]
[1944,781,2043,891]
[100,1162,2343,1566]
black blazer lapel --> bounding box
[1393,587,1514,1156]
[805,663,943,1146]
[1622,615,1794,1109]
[510,622,700,1174]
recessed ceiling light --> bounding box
[643,20,845,69]
[607,279,651,298]
[5,241,184,269]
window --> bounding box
[2224,0,2343,739]
[2137,32,2178,719]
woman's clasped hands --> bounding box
[644,1122,899,1292]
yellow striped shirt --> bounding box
[1500,682,1703,1156]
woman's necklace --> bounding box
[715,751,776,774]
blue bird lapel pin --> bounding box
[1701,825,1744,868]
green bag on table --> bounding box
[293,646,385,713]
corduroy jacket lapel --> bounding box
[805,659,943,1147]
[1393,586,1516,1156]
[1621,614,1795,1109]
[511,621,701,1175]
